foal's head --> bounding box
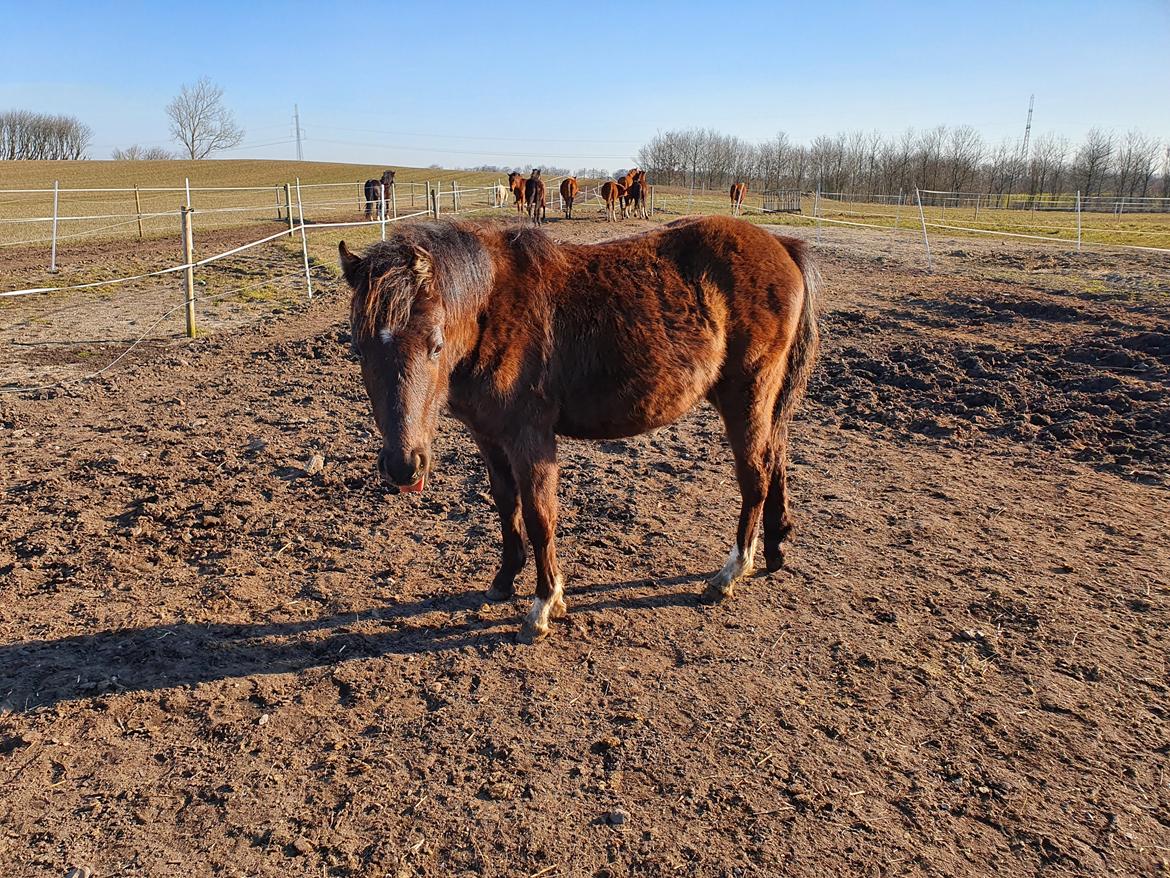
[340,226,490,493]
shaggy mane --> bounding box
[350,221,493,342]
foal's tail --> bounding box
[775,241,821,426]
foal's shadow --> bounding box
[0,574,711,712]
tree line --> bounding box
[636,126,1168,199]
[0,111,92,160]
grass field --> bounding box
[0,160,517,248]
[3,159,1169,258]
[650,188,1170,250]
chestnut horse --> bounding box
[507,172,526,214]
[363,169,396,220]
[525,170,546,224]
[340,215,820,642]
[730,181,747,216]
[600,180,625,222]
[559,177,579,218]
[618,169,638,218]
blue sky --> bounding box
[2,0,1167,170]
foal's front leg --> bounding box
[472,433,526,600]
[510,434,566,643]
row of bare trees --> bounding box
[0,111,92,160]
[111,145,175,160]
[637,126,1168,199]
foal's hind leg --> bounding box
[703,387,777,602]
[509,432,567,643]
[472,434,527,601]
[763,423,796,572]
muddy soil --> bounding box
[1,217,1167,877]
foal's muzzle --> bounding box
[378,446,428,493]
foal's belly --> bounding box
[554,383,708,440]
[553,333,725,440]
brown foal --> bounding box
[340,216,819,642]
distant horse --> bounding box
[507,172,526,214]
[525,170,546,224]
[626,170,648,220]
[559,177,579,218]
[492,184,511,208]
[730,182,747,216]
[618,169,638,218]
[339,215,820,642]
[600,181,625,222]
[364,169,396,220]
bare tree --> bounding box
[165,78,244,159]
[1073,128,1114,197]
[112,144,174,160]
[0,110,91,159]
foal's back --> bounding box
[527,217,806,439]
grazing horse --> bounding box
[730,181,747,216]
[339,215,820,642]
[525,170,546,225]
[600,181,625,222]
[507,172,526,214]
[364,169,396,220]
[492,184,511,208]
[559,177,579,218]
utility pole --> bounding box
[294,104,304,161]
[1021,93,1034,162]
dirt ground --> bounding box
[1,216,1167,878]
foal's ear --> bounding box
[338,241,362,288]
[410,246,433,288]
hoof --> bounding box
[700,580,734,604]
[485,582,515,603]
[517,619,549,644]
[764,548,785,573]
[549,594,568,620]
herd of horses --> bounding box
[364,166,752,226]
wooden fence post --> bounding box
[181,206,197,338]
[135,185,144,239]
[275,184,282,221]
[284,183,294,234]
[430,185,439,218]
[391,182,397,219]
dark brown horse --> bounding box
[625,169,648,220]
[600,180,625,222]
[340,216,820,642]
[730,181,747,216]
[525,170,546,224]
[363,169,396,220]
[507,172,526,214]
[559,177,579,218]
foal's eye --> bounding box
[430,340,444,360]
